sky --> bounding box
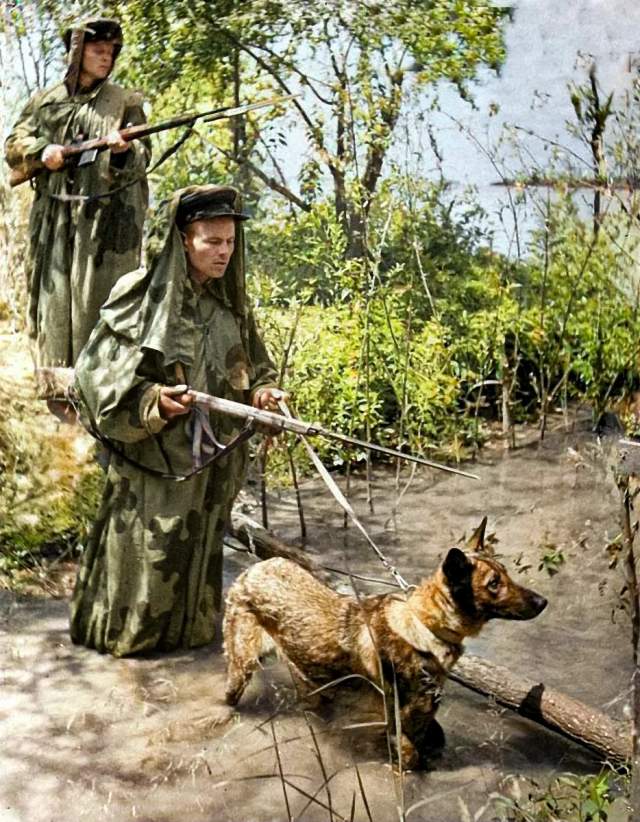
[425,0,640,250]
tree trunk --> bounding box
[450,654,630,763]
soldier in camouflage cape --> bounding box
[4,18,150,400]
[71,184,281,656]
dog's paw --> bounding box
[390,734,421,771]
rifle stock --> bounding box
[7,93,296,188]
[8,159,42,188]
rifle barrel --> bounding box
[317,428,479,479]
[187,390,478,480]
[9,93,297,187]
[61,94,299,159]
[61,111,200,158]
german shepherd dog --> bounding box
[223,519,547,768]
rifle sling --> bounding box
[48,124,195,204]
[76,383,256,481]
[277,399,413,593]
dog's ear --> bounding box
[442,548,476,615]
[466,517,491,555]
[442,547,472,585]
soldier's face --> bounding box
[183,217,237,284]
[81,41,116,83]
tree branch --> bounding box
[211,142,311,212]
[251,41,334,105]
[215,26,330,158]
[360,70,404,210]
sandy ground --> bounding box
[0,410,632,822]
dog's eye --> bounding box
[486,575,501,593]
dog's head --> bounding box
[441,518,547,623]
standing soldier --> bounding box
[70,185,285,656]
[4,18,150,419]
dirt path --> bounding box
[0,416,631,821]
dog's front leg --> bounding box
[399,692,445,768]
[394,730,421,770]
[223,594,272,706]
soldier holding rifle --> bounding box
[69,180,474,657]
[4,18,150,419]
[71,185,286,656]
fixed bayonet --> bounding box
[8,93,298,187]
[186,389,479,481]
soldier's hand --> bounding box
[158,384,193,420]
[252,387,290,437]
[252,387,290,412]
[41,144,65,170]
[106,130,129,154]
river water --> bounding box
[2,413,628,822]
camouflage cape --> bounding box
[70,185,278,656]
[5,74,149,376]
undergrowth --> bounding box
[491,768,630,822]
[0,376,101,584]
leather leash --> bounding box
[278,398,413,593]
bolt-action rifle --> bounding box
[8,94,296,188]
[187,389,479,480]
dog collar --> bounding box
[387,601,461,671]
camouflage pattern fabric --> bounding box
[5,79,150,373]
[71,186,278,656]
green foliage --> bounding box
[256,298,475,475]
[0,468,102,574]
[248,201,353,303]
[492,769,629,822]
[251,198,500,469]
[518,200,640,418]
[247,175,640,473]
[538,542,566,577]
[0,380,102,579]
[87,0,508,242]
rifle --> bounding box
[8,94,297,188]
[187,389,479,480]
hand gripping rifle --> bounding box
[187,389,479,481]
[8,94,297,188]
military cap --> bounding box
[63,19,123,53]
[176,188,249,230]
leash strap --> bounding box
[278,399,413,593]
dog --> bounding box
[223,518,547,768]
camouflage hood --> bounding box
[64,18,123,96]
[98,184,249,369]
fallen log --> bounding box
[227,511,331,582]
[226,513,632,763]
[450,654,631,763]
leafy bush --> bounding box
[251,188,640,468]
[491,769,629,822]
[0,380,102,579]
[256,295,484,477]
